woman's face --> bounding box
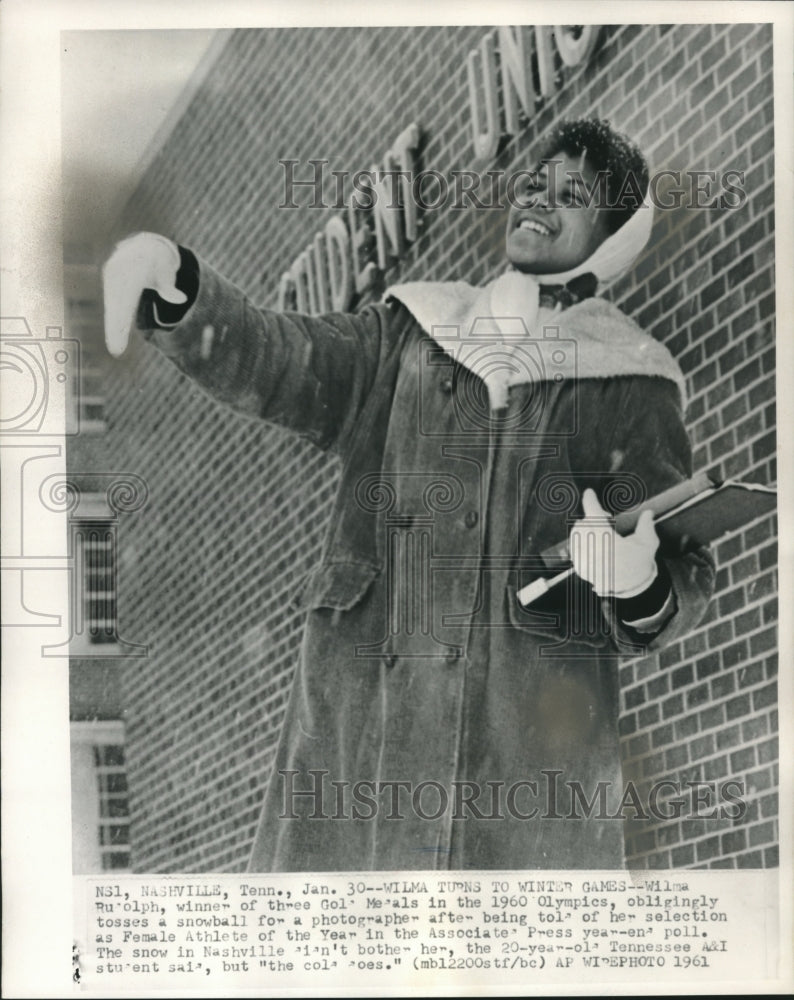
[505,150,612,275]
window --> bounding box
[94,743,131,870]
[71,721,131,873]
[76,521,118,645]
[49,488,147,659]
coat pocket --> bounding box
[505,582,562,633]
[505,580,614,652]
[290,560,381,612]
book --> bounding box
[518,474,776,607]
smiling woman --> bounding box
[506,119,650,276]
[506,151,613,275]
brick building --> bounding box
[94,23,777,871]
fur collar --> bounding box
[387,278,685,411]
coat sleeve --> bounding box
[571,375,716,656]
[141,251,401,455]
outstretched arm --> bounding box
[102,232,401,454]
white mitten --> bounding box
[570,488,659,598]
[102,232,186,358]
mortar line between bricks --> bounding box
[144,770,282,817]
[134,789,273,840]
[129,660,295,732]
[127,661,295,741]
[133,825,264,868]
[621,733,776,771]
[634,213,774,342]
[624,126,774,289]
[130,683,277,760]
[619,790,768,821]
[122,639,294,727]
[622,621,778,695]
[618,789,777,820]
[131,766,278,826]
[130,777,274,826]
[620,679,777,733]
[668,61,773,162]
[121,613,304,683]
[683,327,776,404]
[628,829,779,860]
[688,362,775,413]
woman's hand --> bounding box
[102,232,186,358]
[569,488,660,598]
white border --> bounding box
[2,1,792,996]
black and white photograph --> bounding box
[2,1,792,995]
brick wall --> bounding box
[102,23,777,871]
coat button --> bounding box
[464,510,479,528]
[440,377,454,394]
[382,654,396,669]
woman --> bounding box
[103,118,714,871]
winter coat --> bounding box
[145,254,715,872]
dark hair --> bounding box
[537,117,649,234]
